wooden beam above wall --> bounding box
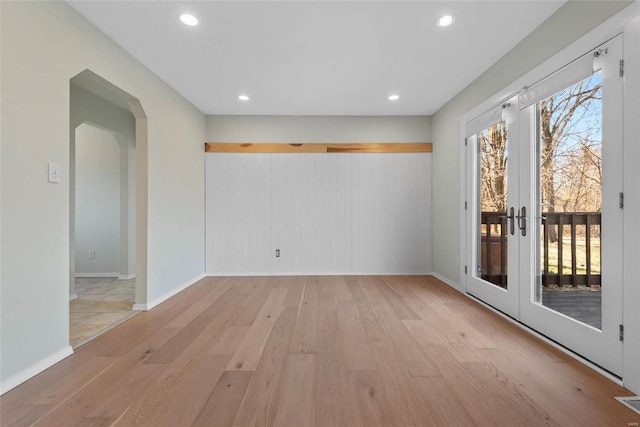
[204,142,432,154]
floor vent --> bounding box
[616,397,640,415]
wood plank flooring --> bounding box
[2,275,638,426]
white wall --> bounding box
[74,124,120,276]
[206,153,431,275]
[0,1,205,392]
[207,115,431,142]
[205,115,432,275]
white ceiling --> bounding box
[68,1,565,116]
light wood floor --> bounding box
[2,276,638,426]
[70,278,137,347]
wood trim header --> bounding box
[204,142,432,154]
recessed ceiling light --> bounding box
[180,14,198,26]
[238,95,250,101]
[436,15,455,27]
[388,94,400,101]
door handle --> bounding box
[508,206,515,236]
[498,207,515,235]
[516,206,527,237]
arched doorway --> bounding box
[69,69,148,347]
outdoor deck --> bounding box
[482,211,603,330]
[541,290,602,329]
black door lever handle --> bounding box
[516,206,527,237]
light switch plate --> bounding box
[48,163,60,183]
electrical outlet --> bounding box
[88,250,95,259]
[275,249,280,258]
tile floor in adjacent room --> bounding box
[70,277,138,347]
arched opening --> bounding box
[69,70,148,347]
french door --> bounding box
[465,98,521,319]
[465,35,624,375]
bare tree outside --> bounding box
[479,72,603,287]
[479,74,602,218]
[479,121,508,213]
[540,73,602,243]
[479,120,509,288]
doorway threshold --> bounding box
[72,311,139,350]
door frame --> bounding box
[69,69,149,313]
[459,3,640,391]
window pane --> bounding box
[536,72,602,330]
[478,120,508,289]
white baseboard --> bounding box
[206,272,271,277]
[1,346,74,395]
[430,272,462,292]
[134,273,207,312]
[75,273,119,278]
[118,274,136,280]
[205,271,432,277]
[69,293,78,301]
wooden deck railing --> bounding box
[480,212,508,288]
[481,211,602,288]
[541,212,601,287]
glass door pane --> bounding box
[534,72,603,329]
[466,98,519,320]
[478,120,509,289]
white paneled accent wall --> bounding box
[206,152,431,275]
[351,154,431,273]
[206,154,272,274]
